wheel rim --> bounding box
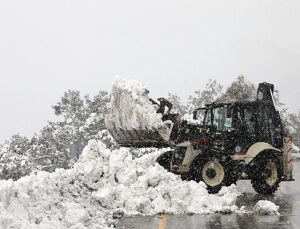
[265,162,278,186]
[202,160,225,187]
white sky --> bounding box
[0,0,300,142]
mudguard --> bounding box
[244,142,281,164]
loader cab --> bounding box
[206,105,233,132]
[193,103,234,132]
[233,101,283,148]
[193,101,284,149]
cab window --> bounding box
[211,107,233,131]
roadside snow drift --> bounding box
[0,140,241,228]
[0,170,112,229]
[106,78,164,130]
[254,200,280,215]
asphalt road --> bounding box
[117,160,300,229]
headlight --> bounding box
[235,146,242,153]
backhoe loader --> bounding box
[106,82,294,194]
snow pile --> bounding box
[253,200,280,215]
[106,78,164,130]
[0,169,113,229]
[0,140,242,228]
[75,140,241,215]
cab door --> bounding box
[233,105,257,145]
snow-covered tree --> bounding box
[53,90,87,124]
[30,122,73,172]
[285,112,300,148]
[187,79,223,113]
[219,76,256,102]
[51,90,111,159]
[81,91,111,139]
[0,134,32,180]
[166,93,187,116]
[272,89,289,120]
[0,89,111,180]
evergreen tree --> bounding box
[187,79,223,113]
[0,89,111,180]
[219,76,256,102]
[30,122,72,172]
[166,93,187,116]
[0,134,32,180]
[285,112,300,148]
[82,91,111,139]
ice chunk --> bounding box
[253,200,280,215]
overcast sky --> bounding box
[0,0,300,142]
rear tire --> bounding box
[250,152,282,195]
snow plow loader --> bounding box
[106,81,294,194]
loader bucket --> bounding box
[105,118,173,148]
[105,78,180,148]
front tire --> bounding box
[250,152,282,195]
[193,153,236,194]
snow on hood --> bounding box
[105,77,164,130]
[253,200,280,215]
[0,140,241,228]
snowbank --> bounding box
[0,140,242,228]
[253,200,280,215]
[106,78,164,130]
[0,169,112,229]
[75,140,241,215]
